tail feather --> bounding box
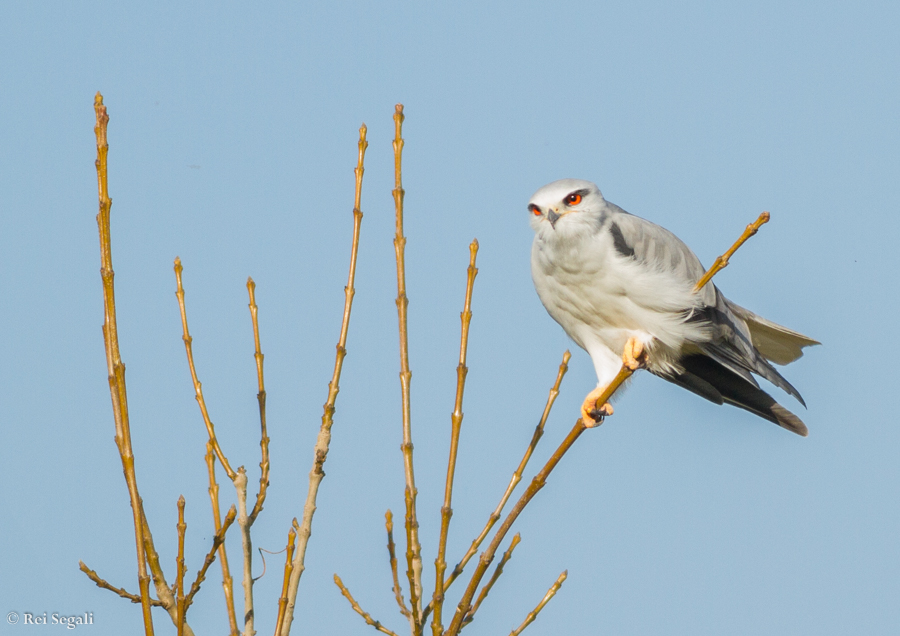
[655,354,809,436]
[725,300,820,366]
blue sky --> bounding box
[2,1,898,634]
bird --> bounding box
[528,178,818,436]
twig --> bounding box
[334,575,401,636]
[93,92,155,636]
[280,123,368,636]
[173,257,236,480]
[694,212,770,292]
[464,534,521,626]
[205,444,239,635]
[247,278,270,525]
[508,571,567,636]
[391,102,424,636]
[176,497,187,636]
[386,510,411,618]
[78,561,166,607]
[431,240,479,636]
[274,527,296,636]
[432,351,570,611]
[184,505,238,611]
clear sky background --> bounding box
[2,1,898,634]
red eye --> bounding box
[565,193,582,206]
[529,205,541,216]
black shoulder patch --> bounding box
[609,222,635,258]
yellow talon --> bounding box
[581,386,613,428]
[623,337,647,371]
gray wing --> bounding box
[603,202,817,435]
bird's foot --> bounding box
[581,386,613,428]
[623,337,648,371]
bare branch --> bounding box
[205,444,239,635]
[444,407,600,636]
[235,469,256,636]
[463,534,521,627]
[175,497,187,636]
[508,571,567,636]
[391,102,424,636]
[184,505,238,611]
[280,123,368,636]
[274,527,297,636]
[173,258,236,480]
[431,240,479,635]
[78,561,165,607]
[435,351,570,607]
[694,211,770,292]
[247,278,270,525]
[334,575,401,636]
[93,92,155,636]
[386,510,411,618]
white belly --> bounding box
[531,231,700,386]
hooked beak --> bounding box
[547,208,561,228]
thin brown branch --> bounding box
[175,497,187,636]
[184,505,238,611]
[334,575,401,636]
[93,92,155,636]
[205,444,239,635]
[274,528,297,636]
[173,257,236,480]
[386,510,411,618]
[508,570,567,636]
[431,240,479,636]
[431,350,570,614]
[694,211,770,292]
[79,561,166,607]
[280,123,368,636]
[391,102,424,636]
[463,534,521,627]
[247,278,270,526]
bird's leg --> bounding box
[622,337,648,371]
[581,338,649,428]
[581,387,613,428]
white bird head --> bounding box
[528,179,606,238]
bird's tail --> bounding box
[658,354,809,436]
[725,300,820,366]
